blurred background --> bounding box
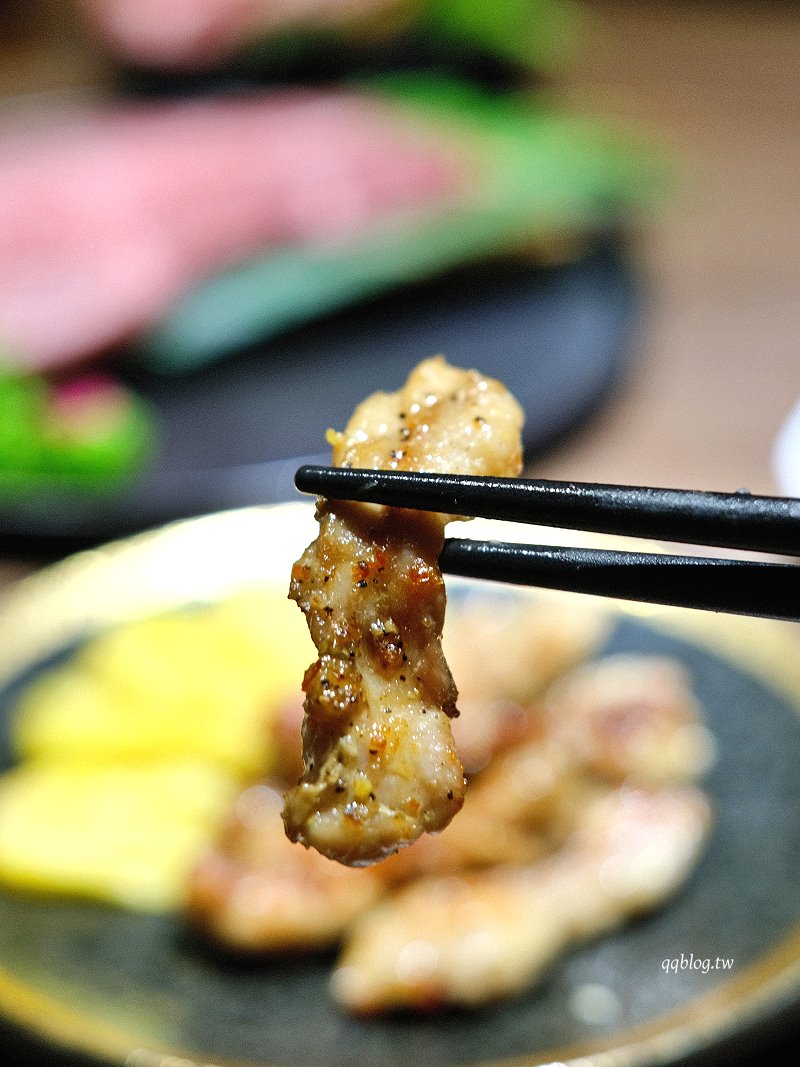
[536,2,800,494]
[0,0,797,571]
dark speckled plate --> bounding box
[0,506,799,1067]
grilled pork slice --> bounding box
[332,784,712,1012]
[284,356,524,865]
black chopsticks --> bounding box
[295,466,800,620]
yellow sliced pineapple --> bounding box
[12,589,311,776]
[0,586,313,911]
[0,761,238,911]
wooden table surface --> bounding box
[536,1,800,494]
[1,0,799,594]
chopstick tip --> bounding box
[294,464,319,494]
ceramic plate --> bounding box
[1,505,799,1067]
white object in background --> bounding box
[773,398,800,497]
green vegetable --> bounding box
[241,0,580,78]
[0,364,155,496]
[418,0,580,71]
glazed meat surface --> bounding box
[332,784,712,1013]
[187,782,383,950]
[187,588,713,1008]
[283,356,524,865]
